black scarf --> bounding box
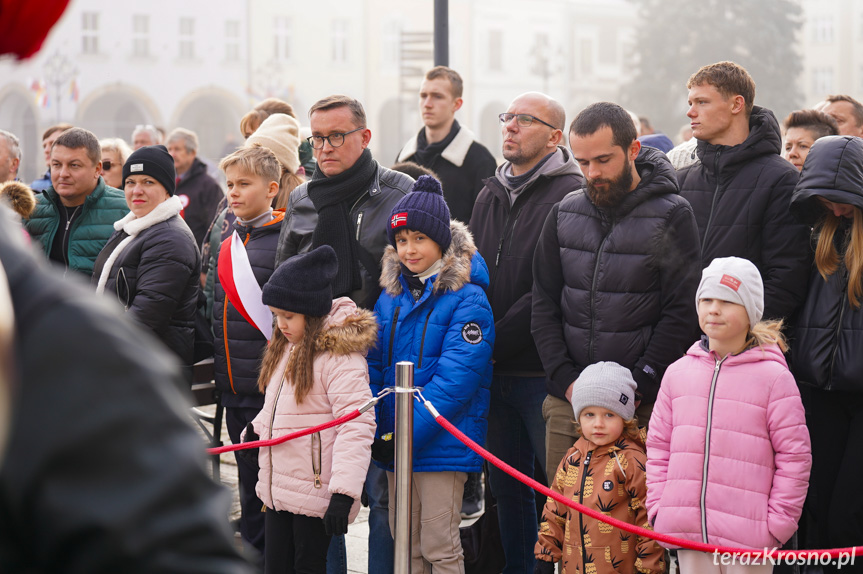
[307,148,377,297]
[414,120,460,166]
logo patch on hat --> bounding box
[391,212,408,228]
[720,274,741,291]
[602,480,614,492]
[619,393,629,406]
[461,322,482,344]
[130,163,144,172]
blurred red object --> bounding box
[0,0,71,59]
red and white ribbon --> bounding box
[218,231,273,341]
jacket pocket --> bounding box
[116,267,131,310]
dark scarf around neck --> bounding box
[307,148,377,297]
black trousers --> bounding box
[805,388,863,574]
[226,406,266,553]
[265,508,332,574]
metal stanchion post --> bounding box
[394,361,414,574]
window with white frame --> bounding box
[179,17,195,60]
[488,29,503,72]
[82,12,99,54]
[274,17,291,61]
[226,20,240,62]
[812,66,835,94]
[132,14,149,58]
[332,20,349,64]
[812,16,835,44]
[580,37,594,75]
[381,20,402,71]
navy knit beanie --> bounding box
[262,245,338,317]
[122,145,176,195]
[387,175,452,252]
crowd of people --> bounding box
[1,58,862,574]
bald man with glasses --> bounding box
[468,92,584,574]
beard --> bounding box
[586,164,633,210]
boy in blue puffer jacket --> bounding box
[368,175,494,574]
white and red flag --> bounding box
[218,231,273,341]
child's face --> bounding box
[698,298,749,345]
[225,165,279,220]
[395,229,443,274]
[270,306,306,344]
[578,406,624,448]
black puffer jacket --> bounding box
[92,196,201,383]
[214,212,284,408]
[532,147,701,402]
[0,209,251,573]
[275,163,413,309]
[470,147,584,375]
[790,135,863,392]
[677,106,810,322]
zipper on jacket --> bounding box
[386,307,401,367]
[355,211,364,241]
[700,355,726,544]
[701,150,722,252]
[311,432,322,488]
[224,232,253,395]
[504,206,524,260]
[268,351,290,507]
[826,271,850,387]
[588,231,613,362]
[417,310,434,369]
[61,204,83,274]
[578,450,593,572]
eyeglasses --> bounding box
[307,127,365,150]
[102,160,113,170]
[498,113,557,129]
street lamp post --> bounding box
[42,50,78,124]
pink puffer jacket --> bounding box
[646,340,810,549]
[252,298,377,521]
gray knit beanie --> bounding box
[696,257,764,328]
[570,362,637,421]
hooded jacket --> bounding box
[92,196,201,382]
[25,177,129,276]
[470,147,583,375]
[536,434,664,574]
[213,211,284,408]
[676,106,810,322]
[368,221,494,472]
[790,135,863,392]
[251,298,377,520]
[275,163,413,309]
[532,147,701,402]
[397,121,498,223]
[646,341,811,549]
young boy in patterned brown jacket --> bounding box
[535,362,664,574]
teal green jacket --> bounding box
[25,178,129,277]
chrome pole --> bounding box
[394,361,414,574]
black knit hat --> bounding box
[262,245,338,317]
[122,145,176,195]
[387,175,452,252]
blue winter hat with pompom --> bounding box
[387,174,452,252]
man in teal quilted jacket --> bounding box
[24,127,128,277]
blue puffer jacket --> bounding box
[368,221,494,473]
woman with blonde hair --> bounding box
[790,135,863,571]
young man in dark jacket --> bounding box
[532,102,701,487]
[396,66,497,223]
[469,91,582,574]
[677,61,810,322]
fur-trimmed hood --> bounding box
[379,220,487,296]
[315,297,378,356]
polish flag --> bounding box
[218,231,273,341]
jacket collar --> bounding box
[397,123,476,167]
[379,220,482,296]
[696,106,782,176]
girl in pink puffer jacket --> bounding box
[250,245,376,574]
[646,257,811,573]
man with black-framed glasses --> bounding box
[468,92,583,574]
[275,95,413,574]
